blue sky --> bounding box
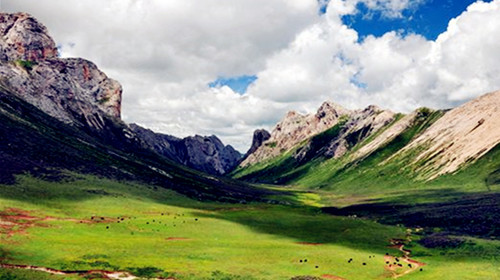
[212,0,491,95]
[208,75,258,94]
[341,0,493,40]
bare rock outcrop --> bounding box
[0,12,121,130]
[130,124,241,175]
[323,105,395,158]
[393,90,500,179]
[240,101,351,166]
[242,129,271,160]
[0,13,57,61]
[292,105,396,163]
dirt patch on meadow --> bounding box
[0,208,42,238]
[384,239,426,278]
[0,208,118,239]
[0,263,174,280]
[321,274,347,280]
[165,237,190,241]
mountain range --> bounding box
[0,11,499,280]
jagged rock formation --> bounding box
[243,129,271,160]
[293,105,396,163]
[0,13,57,61]
[241,101,351,167]
[393,90,500,179]
[323,105,395,158]
[236,90,500,184]
[130,124,241,175]
[0,12,122,130]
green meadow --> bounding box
[1,174,498,279]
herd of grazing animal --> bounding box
[89,213,424,275]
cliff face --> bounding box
[130,124,242,175]
[0,12,122,130]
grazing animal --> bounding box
[362,263,366,266]
[315,266,319,269]
[106,226,109,229]
[304,259,307,262]
[420,268,423,272]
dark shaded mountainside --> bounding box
[0,12,273,202]
[130,124,241,175]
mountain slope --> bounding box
[234,91,500,191]
[390,90,500,179]
[130,123,241,175]
[0,89,275,202]
[0,12,275,202]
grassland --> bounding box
[1,174,499,280]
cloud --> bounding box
[3,0,500,152]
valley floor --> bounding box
[0,175,499,280]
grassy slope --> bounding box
[0,90,274,202]
[1,175,498,280]
[231,120,348,183]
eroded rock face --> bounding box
[243,129,271,160]
[240,101,351,167]
[393,90,500,179]
[323,105,395,158]
[291,105,396,163]
[0,12,122,129]
[0,13,58,61]
[130,124,242,175]
[184,135,241,175]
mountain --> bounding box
[233,90,500,188]
[130,124,241,175]
[241,101,351,167]
[0,12,121,129]
[0,12,274,202]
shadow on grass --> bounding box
[322,191,500,238]
[195,205,405,254]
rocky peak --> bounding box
[240,101,352,167]
[0,12,58,61]
[315,101,349,119]
[243,129,271,160]
[0,12,122,128]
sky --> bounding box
[2,0,500,152]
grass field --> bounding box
[1,174,499,279]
